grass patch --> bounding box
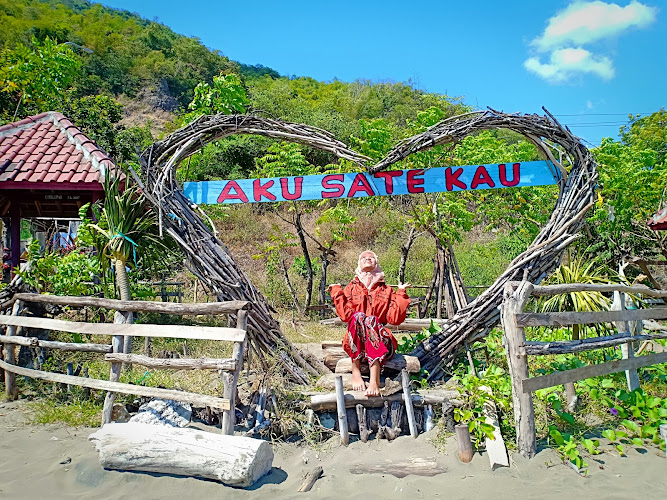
[29,397,102,427]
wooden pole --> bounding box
[334,375,349,446]
[501,281,537,458]
[3,300,22,399]
[221,310,247,435]
[401,369,418,438]
[455,424,473,463]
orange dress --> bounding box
[330,278,410,365]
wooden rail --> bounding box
[501,281,667,459]
[0,293,247,433]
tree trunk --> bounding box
[113,259,134,355]
[399,226,417,284]
[420,251,440,319]
[280,258,303,314]
[318,249,331,316]
[294,211,314,308]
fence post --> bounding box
[221,310,247,435]
[102,306,130,425]
[3,300,23,400]
[618,292,640,392]
[501,281,536,458]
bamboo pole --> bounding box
[334,375,349,446]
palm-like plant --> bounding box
[542,256,612,316]
[89,172,167,353]
[541,255,614,411]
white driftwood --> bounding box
[335,354,420,374]
[480,386,509,469]
[89,422,273,487]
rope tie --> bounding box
[110,231,138,264]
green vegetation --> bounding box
[0,0,665,462]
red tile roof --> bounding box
[0,112,115,190]
[648,205,667,231]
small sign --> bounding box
[184,161,559,205]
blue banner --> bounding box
[183,161,559,204]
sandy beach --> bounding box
[1,399,665,500]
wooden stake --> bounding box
[334,375,349,446]
[298,466,323,492]
[356,404,369,442]
[401,369,418,438]
[455,424,473,463]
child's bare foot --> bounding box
[351,358,366,391]
[365,381,380,397]
[351,373,366,391]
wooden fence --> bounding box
[501,281,667,458]
[0,293,250,434]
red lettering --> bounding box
[470,166,496,189]
[280,177,303,200]
[407,170,425,193]
[347,173,375,197]
[499,163,520,187]
[217,180,248,203]
[253,179,276,202]
[445,168,467,191]
[374,171,402,194]
[321,174,345,198]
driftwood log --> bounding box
[309,389,461,411]
[89,422,273,487]
[139,109,596,380]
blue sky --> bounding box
[97,1,665,148]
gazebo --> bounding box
[648,204,667,231]
[0,111,115,276]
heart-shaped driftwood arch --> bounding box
[139,109,597,382]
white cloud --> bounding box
[533,1,657,52]
[525,1,658,83]
[524,48,614,83]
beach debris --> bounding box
[128,399,191,427]
[298,466,323,492]
[59,457,71,465]
[351,458,447,478]
[89,422,273,487]
[441,400,456,433]
[50,436,58,441]
[424,405,435,432]
[480,385,509,469]
[319,413,335,429]
[110,404,130,423]
[356,404,370,442]
[377,400,404,441]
